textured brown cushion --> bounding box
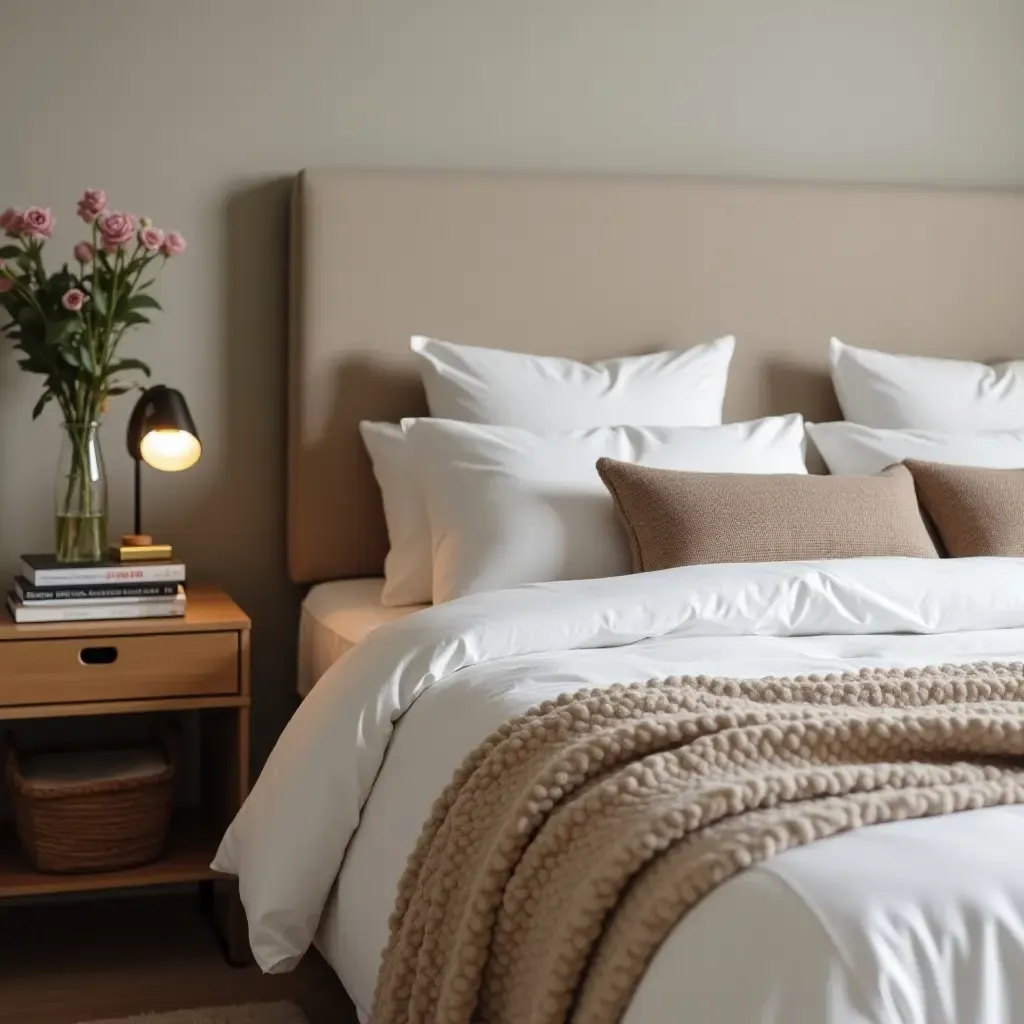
[904,460,1024,556]
[596,460,938,571]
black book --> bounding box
[14,576,182,604]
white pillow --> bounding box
[411,335,735,429]
[407,416,807,603]
[830,338,1024,431]
[808,421,1024,476]
[359,422,432,607]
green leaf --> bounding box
[0,245,21,260]
[91,288,108,317]
[17,305,41,328]
[121,311,151,327]
[45,272,74,303]
[60,345,92,373]
[106,385,135,397]
[45,318,78,347]
[128,293,162,312]
[31,391,53,420]
[137,278,156,291]
[107,357,151,377]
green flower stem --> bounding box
[6,267,46,318]
[101,247,122,409]
[88,220,99,338]
[57,424,96,561]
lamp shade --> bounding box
[126,385,201,472]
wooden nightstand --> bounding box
[0,583,250,962]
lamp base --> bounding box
[112,538,174,562]
[121,533,154,547]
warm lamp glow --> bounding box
[139,428,201,472]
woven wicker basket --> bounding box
[5,726,176,874]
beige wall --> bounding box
[2,0,1022,768]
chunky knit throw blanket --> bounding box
[373,662,1024,1024]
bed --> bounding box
[217,170,1024,1023]
[297,579,425,698]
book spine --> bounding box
[18,583,180,602]
[26,565,186,586]
[17,593,181,609]
[9,598,186,623]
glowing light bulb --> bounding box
[139,429,202,472]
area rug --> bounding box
[81,1002,308,1024]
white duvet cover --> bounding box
[215,559,1024,1023]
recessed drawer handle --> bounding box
[79,646,119,666]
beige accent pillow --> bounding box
[596,460,938,571]
[904,460,1024,557]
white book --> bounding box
[20,554,186,588]
[6,591,187,624]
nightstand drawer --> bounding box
[0,631,240,707]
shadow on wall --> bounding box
[177,176,301,776]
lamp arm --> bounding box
[134,457,142,537]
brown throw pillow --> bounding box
[904,460,1024,557]
[596,460,938,572]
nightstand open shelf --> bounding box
[0,811,221,898]
[0,584,251,963]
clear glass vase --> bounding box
[55,421,108,563]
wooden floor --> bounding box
[0,892,358,1024]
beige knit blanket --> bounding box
[373,662,1024,1024]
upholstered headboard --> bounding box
[288,170,1024,584]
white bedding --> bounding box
[218,558,1024,1023]
[297,579,426,697]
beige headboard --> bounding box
[288,169,1024,584]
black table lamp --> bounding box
[123,385,201,554]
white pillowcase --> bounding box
[411,335,736,429]
[408,416,807,603]
[830,338,1024,431]
[808,421,1024,476]
[364,335,738,604]
[359,422,432,607]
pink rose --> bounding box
[160,230,187,257]
[2,211,25,238]
[22,207,54,239]
[62,288,87,312]
[98,211,135,252]
[73,241,95,263]
[139,226,165,252]
[0,207,19,231]
[76,189,107,224]
[0,277,13,294]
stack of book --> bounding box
[7,554,187,624]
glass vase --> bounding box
[55,421,108,563]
